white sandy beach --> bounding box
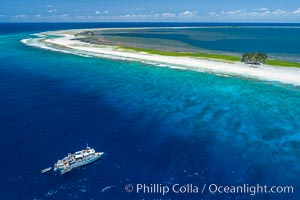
[22,29,300,86]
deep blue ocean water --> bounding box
[0,23,300,200]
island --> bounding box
[22,28,300,86]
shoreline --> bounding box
[21,28,300,86]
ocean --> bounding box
[97,24,300,62]
[0,23,299,200]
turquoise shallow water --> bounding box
[0,23,300,199]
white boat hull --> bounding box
[54,152,104,171]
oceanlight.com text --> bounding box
[124,183,294,196]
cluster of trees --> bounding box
[75,31,96,37]
[241,52,268,65]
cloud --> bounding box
[119,14,152,18]
[60,14,69,18]
[48,9,57,13]
[0,15,5,17]
[95,10,109,15]
[12,14,27,19]
[293,8,300,14]
[45,14,70,21]
[209,8,300,18]
[6,10,197,22]
[34,14,42,18]
[179,10,198,17]
[271,9,287,15]
[117,11,199,20]
[257,8,269,12]
[161,12,176,18]
[117,12,177,19]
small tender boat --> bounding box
[41,167,52,174]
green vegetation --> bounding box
[119,46,240,62]
[241,52,268,64]
[118,46,300,68]
[266,60,300,68]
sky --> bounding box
[0,0,300,22]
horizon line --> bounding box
[1,21,300,24]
